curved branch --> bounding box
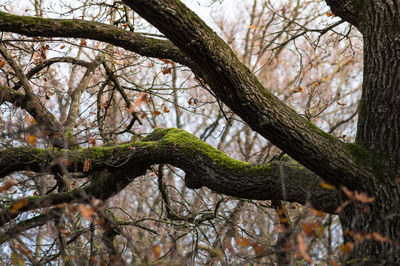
[13,57,92,91]
[0,6,375,191]
[0,84,63,146]
[121,0,375,192]
[0,11,195,68]
[0,128,339,219]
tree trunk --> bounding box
[339,187,400,264]
[339,1,400,264]
[356,1,400,173]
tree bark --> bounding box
[0,128,339,225]
[326,0,400,264]
[0,11,195,69]
[1,0,400,263]
[356,0,400,173]
[122,0,376,193]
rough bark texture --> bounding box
[0,0,400,263]
[356,0,400,173]
[325,0,362,27]
[325,0,400,264]
[0,12,195,69]
[122,0,376,193]
[0,128,339,223]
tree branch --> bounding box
[12,57,92,91]
[0,165,149,227]
[121,0,375,192]
[0,209,61,245]
[0,84,63,147]
[0,7,375,191]
[324,0,363,28]
[64,54,102,132]
[0,128,339,220]
[0,11,195,68]
[0,43,65,147]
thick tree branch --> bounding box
[0,84,25,104]
[122,0,375,192]
[0,166,148,227]
[0,11,195,68]
[0,84,63,146]
[0,3,377,191]
[0,2,379,193]
[325,0,363,28]
[0,128,339,218]
[0,43,64,146]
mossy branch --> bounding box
[0,128,339,223]
[0,7,377,191]
[122,0,376,193]
[0,11,195,68]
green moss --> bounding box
[344,143,394,183]
[0,11,53,26]
[65,130,74,143]
[149,128,270,175]
[305,119,338,142]
[352,0,368,12]
[344,143,370,165]
[59,20,75,27]
[78,145,125,160]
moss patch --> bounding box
[344,143,370,165]
[147,128,270,175]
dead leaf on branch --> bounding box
[83,158,91,172]
[10,199,29,214]
[326,11,335,17]
[320,181,335,190]
[297,234,313,264]
[152,110,161,116]
[329,258,340,266]
[89,136,96,146]
[293,86,306,93]
[302,221,322,237]
[134,92,148,107]
[340,242,354,253]
[159,58,174,65]
[250,242,266,256]
[152,244,162,260]
[0,179,18,193]
[162,67,172,75]
[77,204,96,223]
[25,134,38,145]
[341,186,374,203]
[281,5,287,16]
[354,191,374,203]
[234,236,251,248]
